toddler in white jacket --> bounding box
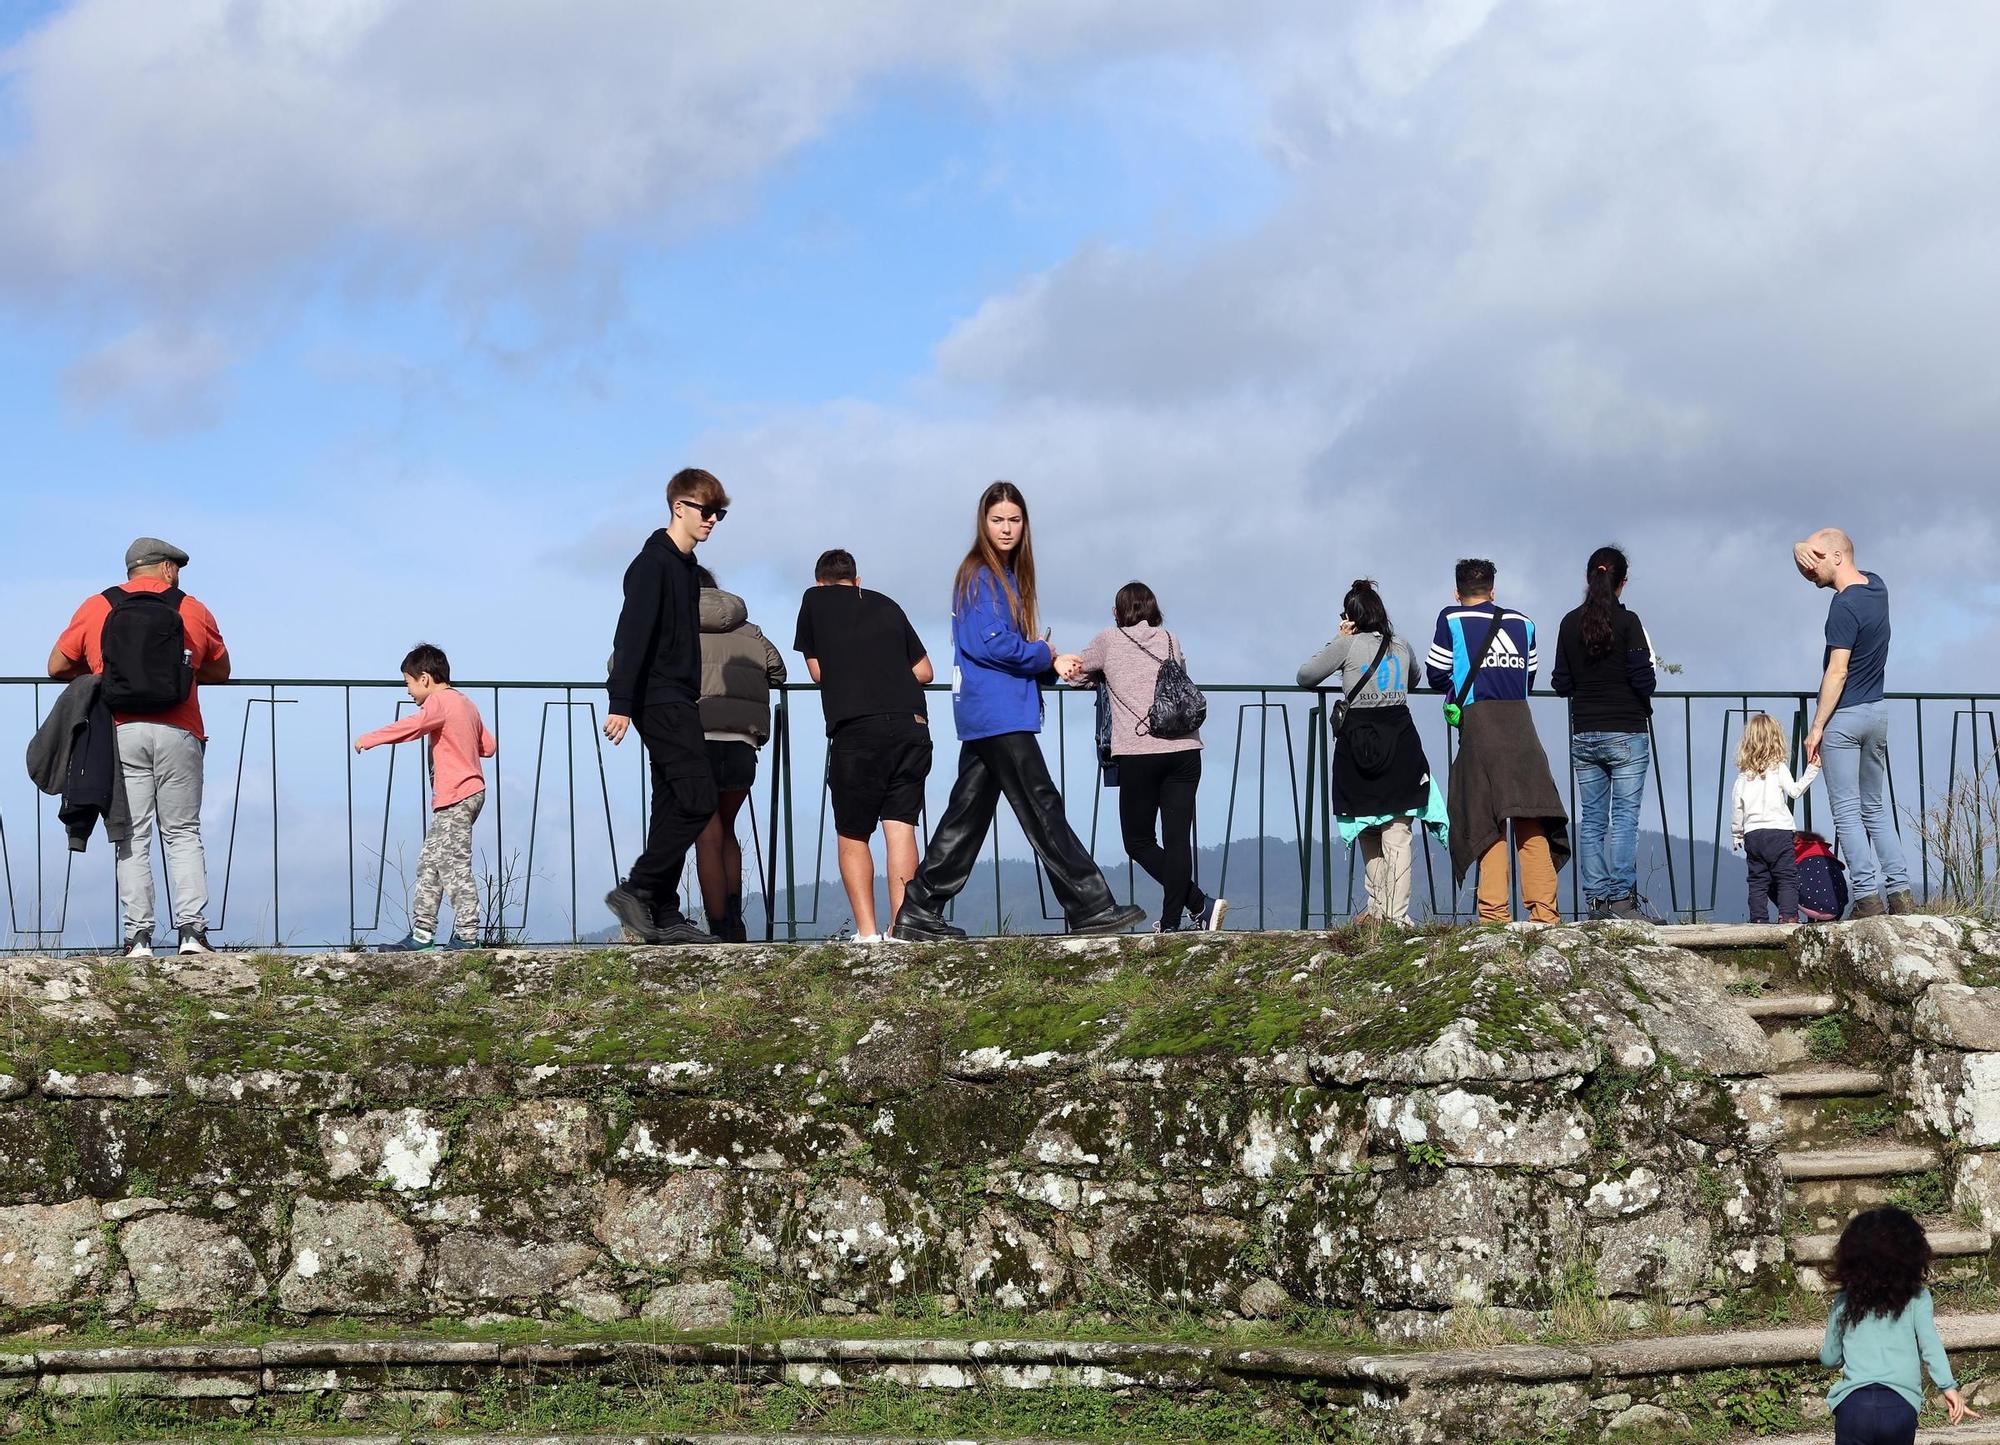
[1731,713,1821,923]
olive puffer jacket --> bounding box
[699,589,787,745]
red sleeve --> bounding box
[356,698,442,750]
[54,596,105,665]
[181,596,224,668]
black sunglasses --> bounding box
[677,500,728,522]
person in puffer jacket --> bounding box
[693,567,786,941]
[890,481,1146,942]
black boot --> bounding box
[1069,902,1147,936]
[891,898,968,942]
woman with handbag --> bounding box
[1073,582,1227,933]
[890,482,1147,942]
[1298,579,1446,926]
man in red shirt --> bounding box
[48,538,231,956]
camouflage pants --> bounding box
[412,791,483,940]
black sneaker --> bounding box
[1604,894,1662,924]
[1069,903,1147,937]
[123,931,154,959]
[606,883,664,943]
[1585,899,1614,922]
[652,916,716,946]
[177,926,217,955]
[891,902,967,942]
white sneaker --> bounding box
[852,933,881,944]
[123,932,154,959]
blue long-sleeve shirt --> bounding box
[951,567,1054,741]
[1821,1288,1956,1414]
[1425,601,1537,706]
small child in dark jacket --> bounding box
[1797,831,1851,922]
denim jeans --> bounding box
[1833,1383,1917,1445]
[1821,700,1910,901]
[1571,730,1649,905]
[114,721,209,936]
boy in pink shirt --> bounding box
[355,643,497,951]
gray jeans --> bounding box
[115,722,209,936]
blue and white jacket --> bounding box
[951,566,1055,741]
[1425,601,1538,706]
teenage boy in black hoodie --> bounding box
[604,468,729,944]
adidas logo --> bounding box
[1483,629,1528,668]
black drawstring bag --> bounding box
[1120,629,1207,739]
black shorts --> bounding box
[828,714,933,840]
[705,740,758,793]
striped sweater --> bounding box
[1424,601,1538,706]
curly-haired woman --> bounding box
[1821,1206,1978,1442]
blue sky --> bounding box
[4,1,1996,692]
[1,21,1283,683]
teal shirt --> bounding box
[1821,1288,1956,1414]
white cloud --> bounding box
[4,0,1998,689]
[61,321,234,432]
[0,0,1290,309]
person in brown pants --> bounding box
[1425,559,1570,923]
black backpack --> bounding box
[99,586,193,713]
[1119,629,1207,740]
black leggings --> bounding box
[1117,750,1202,925]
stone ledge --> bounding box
[15,1315,2000,1393]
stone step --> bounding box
[1779,1090,1904,1145]
[1780,1141,1939,1178]
[1741,992,1838,1021]
[1770,1067,1888,1097]
[1792,1220,1991,1264]
[1653,922,1800,950]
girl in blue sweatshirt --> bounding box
[891,482,1145,941]
[1821,1207,1977,1442]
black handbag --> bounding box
[1120,629,1207,739]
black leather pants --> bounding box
[906,732,1117,923]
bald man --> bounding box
[1794,528,1910,918]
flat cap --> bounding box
[124,536,190,569]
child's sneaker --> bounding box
[1194,896,1230,932]
[440,934,478,950]
[379,934,440,953]
[852,933,882,944]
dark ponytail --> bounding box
[1342,579,1392,643]
[1579,546,1628,658]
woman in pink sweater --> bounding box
[1071,582,1226,933]
[354,643,497,951]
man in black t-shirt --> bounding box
[793,549,934,943]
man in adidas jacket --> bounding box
[1425,558,1570,923]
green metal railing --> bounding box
[3,678,1993,951]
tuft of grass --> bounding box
[1801,1013,1850,1062]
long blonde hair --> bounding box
[953,481,1038,638]
[1737,713,1789,776]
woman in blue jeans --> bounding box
[1551,547,1659,921]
